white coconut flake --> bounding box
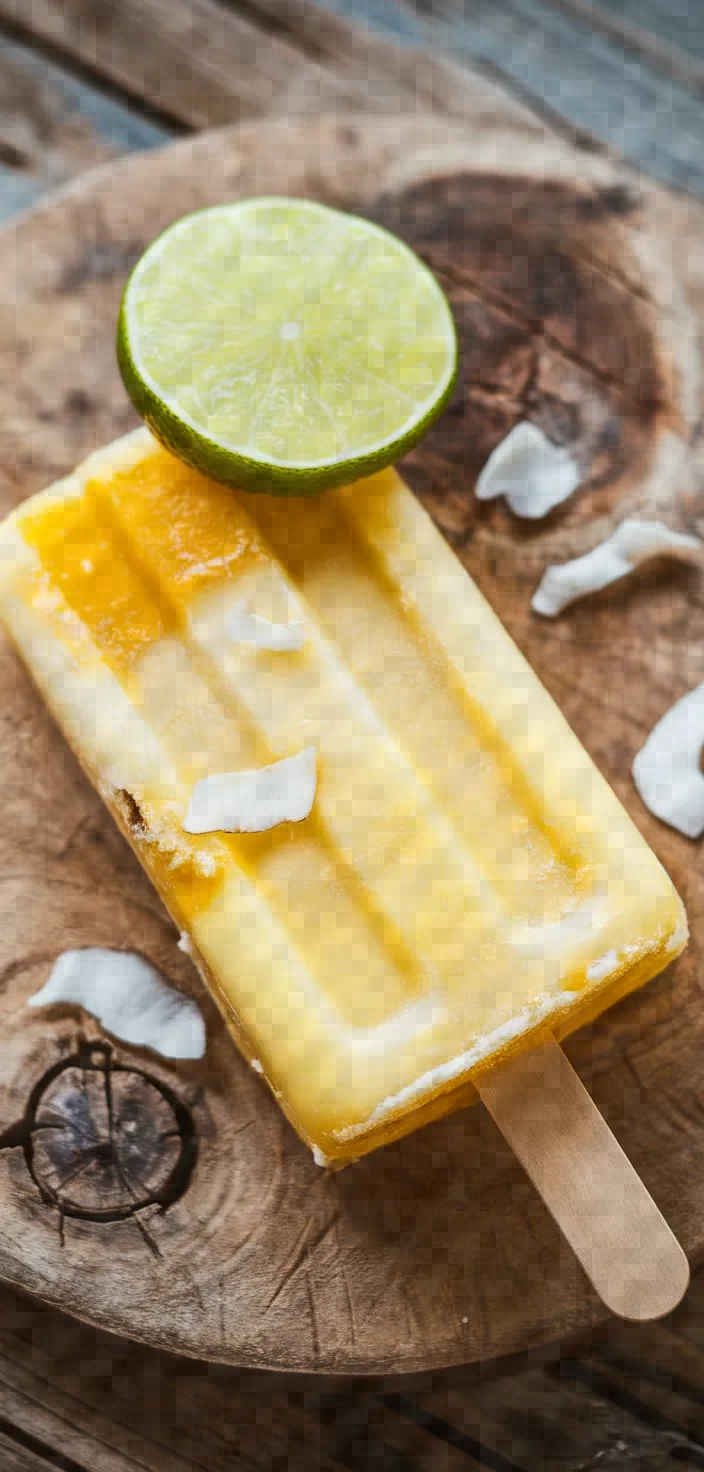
[28,948,206,1059]
[533,518,703,617]
[586,949,620,984]
[666,923,689,954]
[183,747,317,834]
[475,422,581,519]
[177,930,195,957]
[633,681,704,839]
[312,1146,334,1168]
[226,599,304,652]
[250,1058,264,1074]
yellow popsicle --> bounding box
[0,429,686,1163]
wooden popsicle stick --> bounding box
[477,1035,689,1322]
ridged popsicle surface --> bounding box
[0,430,686,1160]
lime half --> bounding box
[117,197,457,495]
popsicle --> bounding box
[0,427,687,1173]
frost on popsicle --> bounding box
[226,598,305,651]
[533,519,703,617]
[476,422,581,519]
[183,747,317,834]
[28,948,206,1059]
[633,683,704,839]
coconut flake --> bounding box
[28,948,206,1059]
[183,747,317,834]
[586,949,620,984]
[312,1146,334,1168]
[177,930,194,956]
[633,682,704,839]
[226,599,304,652]
[667,922,689,954]
[533,518,702,617]
[475,422,580,519]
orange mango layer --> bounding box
[0,430,686,1161]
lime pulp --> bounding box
[117,196,458,495]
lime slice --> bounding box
[117,197,457,495]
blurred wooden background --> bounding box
[2,0,704,1466]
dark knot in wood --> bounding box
[0,1042,196,1222]
[369,172,667,528]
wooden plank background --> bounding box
[3,0,704,203]
[3,1273,704,1468]
[2,0,704,1465]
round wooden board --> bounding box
[1,113,704,1375]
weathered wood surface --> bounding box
[550,0,704,94]
[0,112,703,1375]
[3,1267,704,1468]
[573,0,704,69]
[0,0,545,135]
[6,0,704,219]
[323,0,704,195]
[0,28,167,220]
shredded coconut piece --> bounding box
[667,923,689,954]
[633,682,704,839]
[586,949,620,984]
[312,1146,334,1168]
[476,422,580,519]
[183,747,317,834]
[28,948,206,1059]
[533,518,702,617]
[226,598,304,652]
[250,1058,264,1074]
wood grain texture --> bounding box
[325,0,704,194]
[6,0,704,221]
[0,0,562,137]
[3,1270,704,1469]
[549,0,704,94]
[0,29,167,223]
[0,113,703,1374]
[594,0,704,68]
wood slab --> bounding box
[1,113,704,1375]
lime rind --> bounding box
[118,197,458,495]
